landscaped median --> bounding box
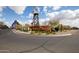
[12,29,78,37]
[30,30,72,37]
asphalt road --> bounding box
[0,29,79,53]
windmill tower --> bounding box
[31,7,39,26]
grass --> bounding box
[30,30,56,35]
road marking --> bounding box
[51,34,72,37]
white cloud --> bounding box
[17,19,32,26]
[0,6,5,18]
[4,21,11,27]
[39,18,49,25]
[74,9,79,18]
[47,9,77,20]
[72,19,79,27]
[0,18,4,22]
[60,19,79,28]
[0,18,11,27]
[74,9,79,13]
[46,13,55,19]
[60,19,73,26]
[25,19,32,25]
[0,6,5,12]
[47,11,59,19]
[0,14,2,17]
[0,7,3,12]
[60,10,76,19]
[35,7,40,12]
[47,9,79,28]
[53,6,61,11]
[28,13,33,18]
[43,6,48,13]
[43,6,61,13]
[44,6,61,17]
[9,6,26,14]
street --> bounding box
[0,29,79,53]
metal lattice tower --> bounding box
[31,7,39,26]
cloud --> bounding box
[43,6,48,13]
[47,10,77,20]
[9,6,26,14]
[53,6,61,11]
[60,10,76,19]
[0,6,5,12]
[35,7,40,12]
[60,19,79,28]
[0,6,6,18]
[39,18,49,25]
[26,19,32,25]
[0,14,2,17]
[47,11,59,19]
[17,19,32,25]
[60,19,73,26]
[4,21,11,27]
[43,6,53,13]
[0,7,10,27]
[28,13,33,18]
[72,19,79,27]
[47,9,79,28]
[74,9,79,18]
[0,18,11,27]
[0,18,4,22]
[43,6,61,17]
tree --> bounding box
[49,20,59,27]
[42,21,49,26]
[0,22,4,26]
[22,24,29,32]
[62,25,71,30]
[48,19,60,32]
[71,27,79,30]
[0,22,9,29]
[16,24,22,30]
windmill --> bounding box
[31,7,39,26]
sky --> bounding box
[0,6,79,27]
